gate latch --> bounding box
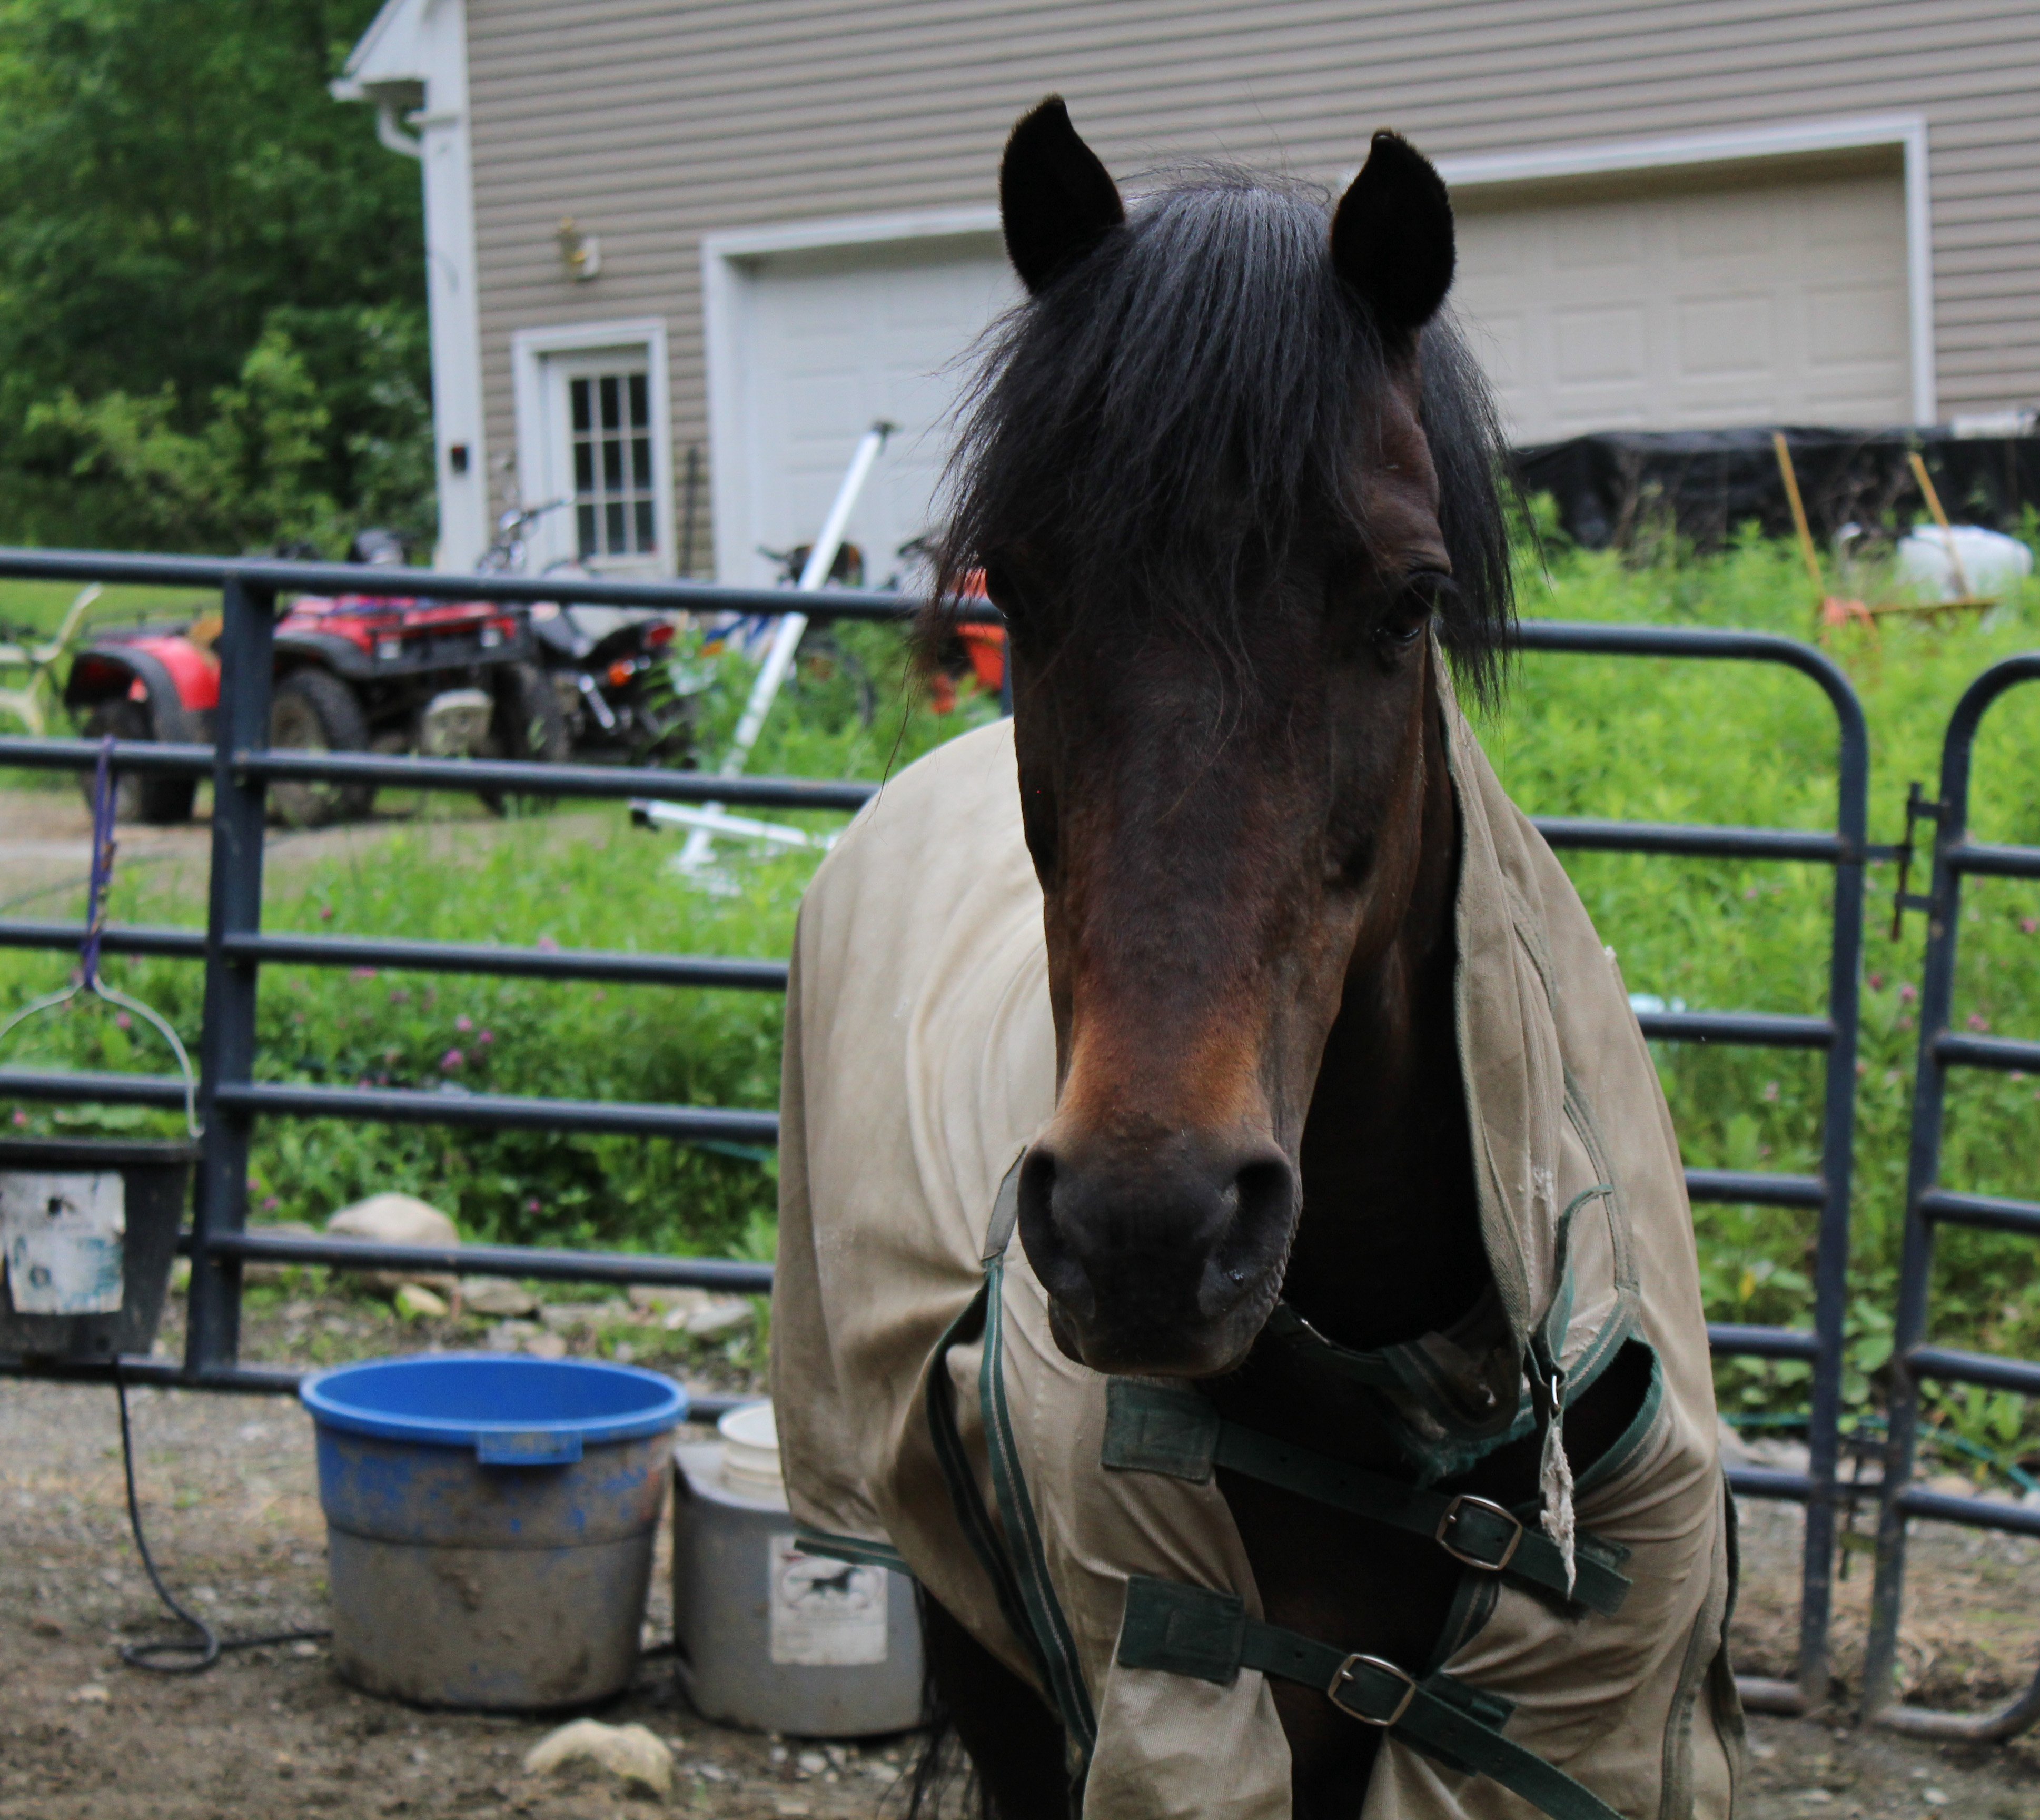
[1889,781,1945,937]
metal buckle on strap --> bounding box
[1326,1654,1417,1727]
[1434,1493,1524,1572]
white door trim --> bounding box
[509,317,676,576]
[701,216,1004,583]
[698,114,1937,572]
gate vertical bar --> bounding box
[183,573,275,1376]
[1796,685,1871,1708]
[1861,665,1992,1716]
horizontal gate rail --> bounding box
[0,918,789,988]
[1535,818,1849,863]
[0,732,883,809]
[0,546,936,619]
[1865,652,2040,1742]
[1919,1189,2040,1239]
[1934,1031,2040,1071]
[0,552,1866,1712]
[1635,1008,1834,1048]
[200,1229,775,1293]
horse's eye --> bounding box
[979,561,1020,615]
[1380,571,1453,647]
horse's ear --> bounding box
[1331,132,1455,337]
[1000,96,1124,296]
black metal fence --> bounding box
[1864,653,2040,1740]
[0,546,1975,1726]
[0,551,919,1417]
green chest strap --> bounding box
[1117,1576,1625,1820]
[1102,1378,1632,1617]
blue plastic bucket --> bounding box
[302,1353,687,1709]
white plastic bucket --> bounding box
[718,1400,786,1499]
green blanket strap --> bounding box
[1117,1577,1624,1820]
[1103,1380,1631,1617]
[925,1154,1099,1763]
[927,1277,1054,1697]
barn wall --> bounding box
[462,0,2040,571]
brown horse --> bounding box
[775,98,1735,1820]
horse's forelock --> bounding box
[933,163,1514,691]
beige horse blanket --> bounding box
[774,699,1742,1818]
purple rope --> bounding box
[80,734,117,989]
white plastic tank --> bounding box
[671,1400,923,1736]
[1894,523,2033,601]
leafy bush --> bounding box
[0,0,429,552]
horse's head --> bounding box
[943,100,1511,1377]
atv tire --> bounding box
[269,668,374,829]
[478,661,570,815]
[77,699,199,826]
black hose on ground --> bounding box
[113,1364,331,1674]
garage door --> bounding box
[1450,163,1912,443]
[714,161,1913,570]
[716,235,1016,588]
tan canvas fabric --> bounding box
[775,695,1741,1819]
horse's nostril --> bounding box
[1016,1145,1095,1320]
[1211,1155,1298,1291]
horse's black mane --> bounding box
[938,164,1514,699]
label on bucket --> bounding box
[767,1534,888,1667]
[1,1171,125,1315]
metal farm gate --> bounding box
[0,550,920,1419]
[1517,621,1867,1714]
[0,549,1932,1723]
[1865,652,2040,1739]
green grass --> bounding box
[0,578,212,638]
[1,539,2035,1462]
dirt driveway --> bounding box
[4,1302,2038,1817]
[0,785,617,914]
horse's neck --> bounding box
[1284,695,1487,1353]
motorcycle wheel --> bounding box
[478,661,570,815]
[269,669,375,829]
[76,699,198,826]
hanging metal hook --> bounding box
[0,736,201,1138]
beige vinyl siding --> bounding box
[465,0,2040,571]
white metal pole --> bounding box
[679,419,893,868]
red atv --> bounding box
[64,538,566,827]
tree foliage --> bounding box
[0,0,432,551]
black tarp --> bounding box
[1513,426,2040,551]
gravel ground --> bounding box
[3,1292,2037,1817]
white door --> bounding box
[1451,166,1913,443]
[715,237,1017,587]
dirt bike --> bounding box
[487,502,698,768]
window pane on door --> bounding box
[565,360,658,562]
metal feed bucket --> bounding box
[0,1137,196,1361]
[301,1352,688,1709]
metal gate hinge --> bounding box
[1889,782,1948,938]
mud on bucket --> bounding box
[301,1352,688,1710]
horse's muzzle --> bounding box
[1015,1134,1297,1376]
